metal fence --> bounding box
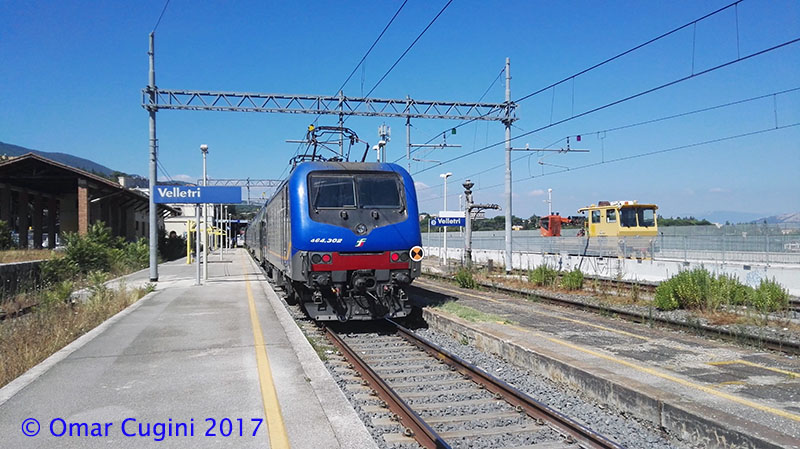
[423,226,800,265]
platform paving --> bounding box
[0,249,376,449]
[412,277,800,449]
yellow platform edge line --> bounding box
[503,323,800,423]
[417,280,800,422]
[243,259,291,449]
[708,359,800,378]
[418,279,649,341]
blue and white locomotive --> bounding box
[246,159,423,321]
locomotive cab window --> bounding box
[606,209,617,223]
[310,172,403,210]
[311,176,356,209]
[591,210,600,224]
[357,175,402,209]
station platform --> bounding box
[412,277,800,449]
[0,249,377,449]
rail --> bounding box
[324,321,621,449]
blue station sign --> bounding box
[430,217,465,227]
[153,185,242,204]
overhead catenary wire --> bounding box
[280,0,411,180]
[413,36,800,176]
[394,66,506,164]
[422,121,800,203]
[513,0,743,104]
[335,0,409,96]
[152,0,171,32]
[361,0,454,100]
[414,85,800,193]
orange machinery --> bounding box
[540,214,571,237]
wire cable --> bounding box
[362,0,453,99]
[282,1,411,177]
[413,36,800,175]
[336,0,409,95]
[152,0,171,32]
[513,0,743,103]
[424,122,800,203]
[394,67,505,164]
[414,85,800,194]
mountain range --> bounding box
[1,141,117,176]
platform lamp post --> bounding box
[201,144,209,281]
[440,172,452,267]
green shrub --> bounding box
[454,268,477,289]
[0,220,12,250]
[159,228,186,262]
[750,278,789,312]
[40,257,79,285]
[653,280,680,310]
[560,269,584,290]
[528,264,558,287]
[653,269,788,313]
[39,281,74,309]
[61,222,148,275]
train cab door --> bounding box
[282,186,290,272]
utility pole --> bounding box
[147,32,158,282]
[503,57,513,273]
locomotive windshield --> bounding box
[357,175,401,208]
[310,173,403,209]
[311,176,356,208]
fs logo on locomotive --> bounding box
[355,238,367,247]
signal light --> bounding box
[390,252,400,262]
[321,254,332,263]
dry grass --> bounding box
[0,249,56,264]
[0,282,153,388]
[696,310,745,326]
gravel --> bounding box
[413,327,701,449]
[276,278,698,448]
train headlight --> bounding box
[311,254,322,264]
[355,223,367,235]
[321,254,332,263]
[390,252,400,262]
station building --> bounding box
[0,153,175,248]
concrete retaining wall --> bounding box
[423,309,792,449]
[0,260,44,301]
[424,246,800,296]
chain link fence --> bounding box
[423,225,800,265]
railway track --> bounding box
[420,272,800,356]
[323,319,621,449]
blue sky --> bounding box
[1,0,798,220]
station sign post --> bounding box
[154,186,242,286]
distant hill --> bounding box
[694,211,766,224]
[0,141,116,177]
[754,212,800,224]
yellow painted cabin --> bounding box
[578,201,658,237]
